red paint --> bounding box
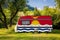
[38,16,52,25]
[18,16,52,25]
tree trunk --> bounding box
[9,9,19,27]
[10,18,12,27]
[0,4,8,29]
[4,17,8,29]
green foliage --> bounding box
[26,11,34,16]
[34,8,41,16]
[23,7,29,15]
[0,0,5,4]
[8,0,26,12]
[0,12,2,18]
[0,23,2,28]
[55,0,60,9]
[0,0,27,28]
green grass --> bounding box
[0,33,60,40]
[0,25,60,40]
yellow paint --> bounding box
[31,20,40,25]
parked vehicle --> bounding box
[15,16,52,32]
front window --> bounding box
[22,20,30,25]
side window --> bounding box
[22,20,30,25]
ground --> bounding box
[0,25,60,40]
[0,33,60,40]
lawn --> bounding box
[0,26,60,40]
[0,33,60,40]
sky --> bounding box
[27,0,56,10]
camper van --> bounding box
[15,16,52,32]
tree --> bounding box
[55,0,60,9]
[34,8,41,16]
[0,0,27,28]
[54,0,60,29]
[0,0,8,29]
[42,6,50,15]
[8,0,26,27]
[23,7,29,15]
